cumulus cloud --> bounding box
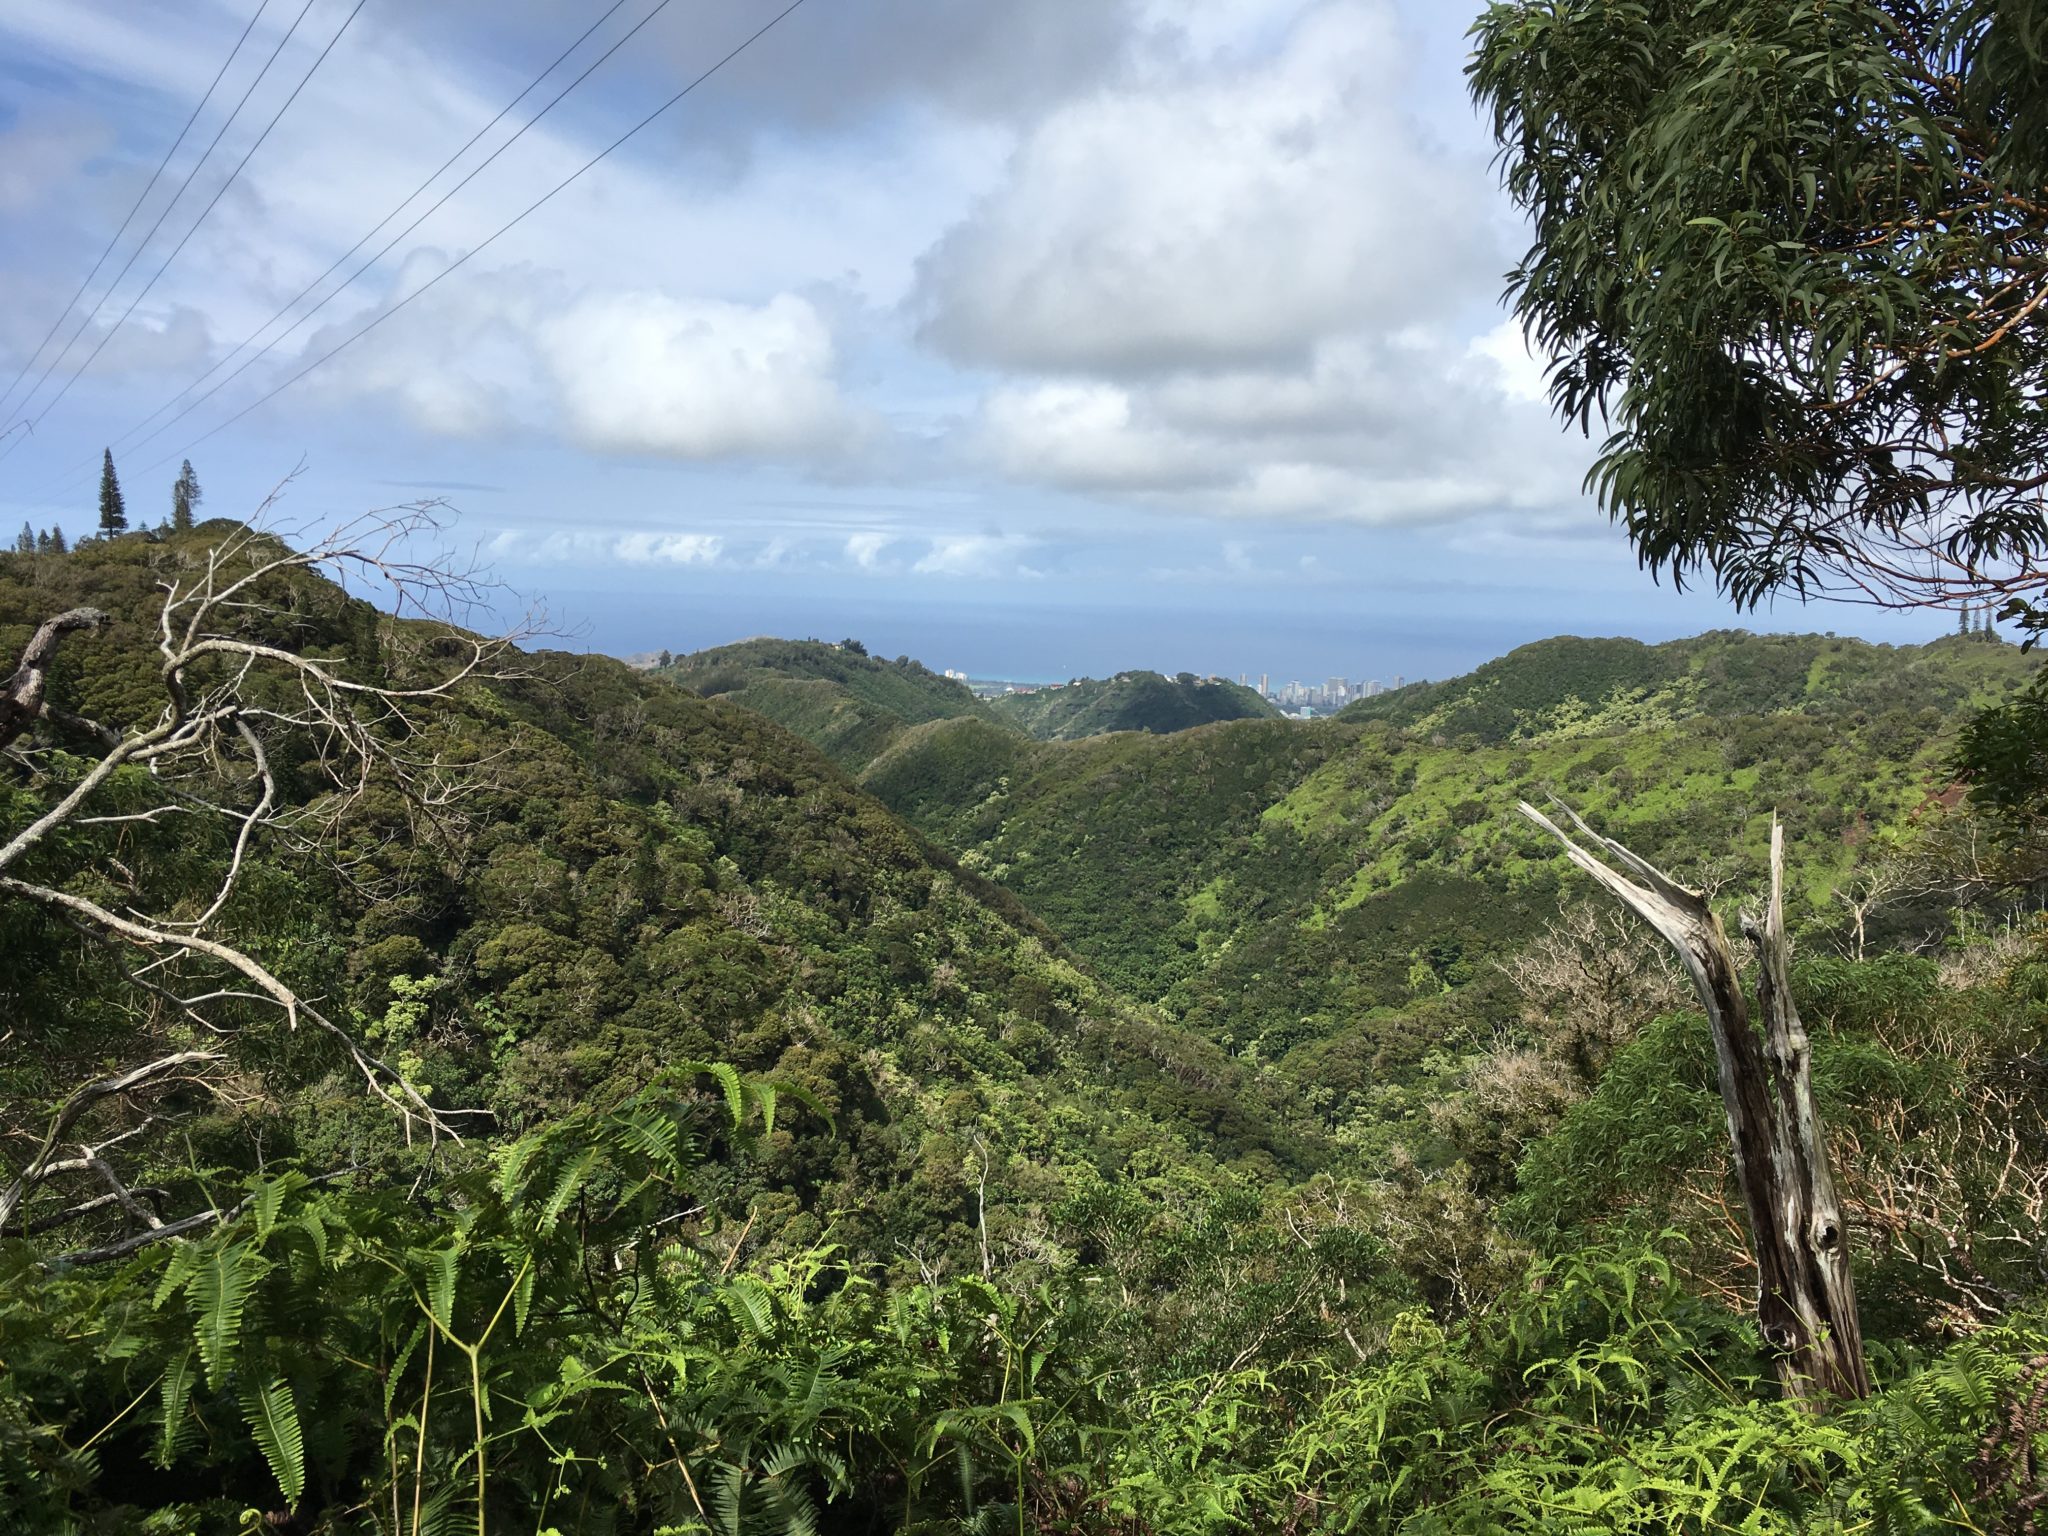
[973,329,1591,525]
[915,2,1494,375]
[543,292,860,459]
[614,531,726,565]
[979,382,1208,491]
[845,531,895,569]
[914,0,1597,531]
[317,269,864,462]
[484,526,728,566]
[913,533,1042,579]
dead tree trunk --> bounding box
[0,606,106,752]
[1519,799,1870,1400]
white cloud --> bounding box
[1465,319,1551,406]
[613,531,725,565]
[914,0,1597,532]
[915,1,1493,374]
[979,382,1208,490]
[913,533,1041,578]
[542,292,862,460]
[844,531,895,569]
[480,525,726,567]
[313,272,866,462]
[973,328,1592,524]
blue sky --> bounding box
[0,0,1960,682]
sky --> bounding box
[0,0,1963,684]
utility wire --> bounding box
[0,0,273,424]
[136,0,804,482]
[42,0,650,497]
[5,0,369,457]
[0,0,322,444]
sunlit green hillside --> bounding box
[989,670,1278,739]
[657,636,1002,773]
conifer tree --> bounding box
[13,522,31,555]
[34,530,50,553]
[170,459,200,532]
[97,450,126,537]
[48,526,68,554]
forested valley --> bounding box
[8,0,2048,1530]
[3,512,2046,1533]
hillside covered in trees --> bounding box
[655,637,996,774]
[4,523,2045,1530]
[988,671,1278,740]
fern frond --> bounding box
[539,1148,600,1232]
[704,1062,748,1129]
[240,1376,306,1507]
[418,1244,460,1332]
[189,1244,263,1388]
[153,1347,199,1468]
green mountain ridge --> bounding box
[1338,629,2026,741]
[656,636,998,774]
[988,669,1279,739]
[9,535,2048,1530]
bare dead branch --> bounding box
[0,606,108,754]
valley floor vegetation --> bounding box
[2,515,2046,1533]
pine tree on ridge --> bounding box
[97,449,127,537]
[171,459,201,532]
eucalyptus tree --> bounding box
[1470,1,2048,623]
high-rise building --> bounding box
[1259,673,1269,696]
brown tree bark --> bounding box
[1519,800,1870,1400]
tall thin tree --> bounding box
[171,458,201,532]
[96,450,127,537]
[13,522,32,555]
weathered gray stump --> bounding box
[1519,799,1870,1400]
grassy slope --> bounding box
[658,638,1004,774]
[990,670,1279,740]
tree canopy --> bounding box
[1469,1,2048,619]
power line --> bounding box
[8,0,369,453]
[0,0,273,424]
[0,0,323,446]
[137,0,802,483]
[50,0,651,494]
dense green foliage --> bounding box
[0,531,1312,1283]
[1470,0,2048,618]
[987,672,1276,741]
[866,630,2039,1143]
[7,533,2048,1530]
[9,964,2048,1530]
[657,638,999,774]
